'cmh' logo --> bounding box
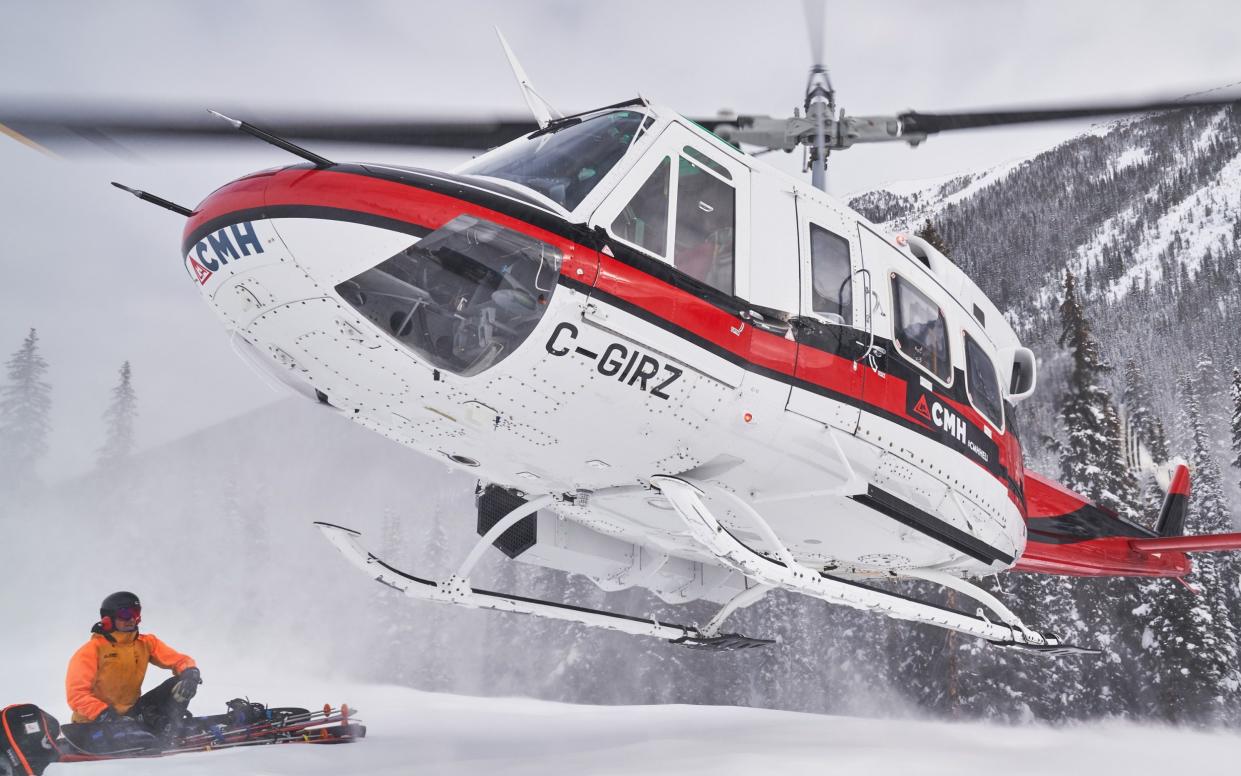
[913,393,968,445]
[186,221,264,285]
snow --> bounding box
[1072,146,1241,303]
[6,649,1241,775]
[856,155,1035,233]
[1111,145,1150,173]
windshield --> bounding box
[459,110,649,212]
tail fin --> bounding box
[1155,464,1190,538]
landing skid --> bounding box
[313,522,773,651]
[315,475,1097,657]
[650,476,1097,656]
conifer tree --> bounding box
[1122,357,1170,462]
[0,329,52,492]
[1056,270,1138,517]
[915,219,951,256]
[1144,374,1241,723]
[1055,270,1142,716]
[98,361,137,468]
[1230,367,1241,481]
[1122,357,1173,527]
[416,501,456,691]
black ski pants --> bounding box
[130,676,192,735]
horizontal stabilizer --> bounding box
[1128,532,1241,554]
[1155,464,1190,537]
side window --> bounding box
[965,334,1004,429]
[892,274,951,382]
[809,225,852,323]
[610,157,670,257]
[673,153,735,295]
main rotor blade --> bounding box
[0,105,540,152]
[899,93,1241,136]
[802,0,827,68]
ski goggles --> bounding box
[114,606,141,621]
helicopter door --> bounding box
[588,122,751,388]
[784,205,866,434]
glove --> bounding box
[97,707,129,724]
[172,667,202,703]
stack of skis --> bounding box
[2,700,364,775]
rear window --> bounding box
[810,225,852,323]
[891,274,951,382]
[965,334,1003,429]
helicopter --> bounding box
[7,13,1241,656]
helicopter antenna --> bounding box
[206,110,333,168]
[496,28,562,129]
[110,181,193,217]
[803,0,834,191]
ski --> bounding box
[50,703,364,769]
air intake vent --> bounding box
[972,304,986,326]
[476,484,538,558]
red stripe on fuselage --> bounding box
[185,167,600,285]
[187,166,1024,506]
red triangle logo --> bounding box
[188,256,213,286]
[913,394,932,421]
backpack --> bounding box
[0,704,62,776]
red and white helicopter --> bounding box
[9,19,1241,655]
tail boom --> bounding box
[1013,464,1220,578]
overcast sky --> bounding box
[3,0,1241,477]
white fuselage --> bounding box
[184,107,1030,609]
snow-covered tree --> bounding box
[1144,373,1241,723]
[1123,358,1174,526]
[0,329,52,493]
[97,361,137,468]
[416,499,457,692]
[915,219,951,257]
[1123,357,1170,463]
[1230,366,1241,480]
[1055,270,1144,717]
[373,508,418,685]
[1056,270,1138,517]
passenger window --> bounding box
[892,275,951,382]
[965,334,1003,428]
[809,225,852,323]
[610,157,670,257]
[674,153,735,295]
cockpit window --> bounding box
[892,274,951,382]
[610,157,670,257]
[335,215,561,377]
[459,111,648,212]
[673,153,735,295]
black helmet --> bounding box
[99,591,142,631]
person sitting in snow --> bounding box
[65,591,202,746]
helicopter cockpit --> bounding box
[458,108,654,212]
[334,214,562,377]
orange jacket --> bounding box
[65,630,196,723]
